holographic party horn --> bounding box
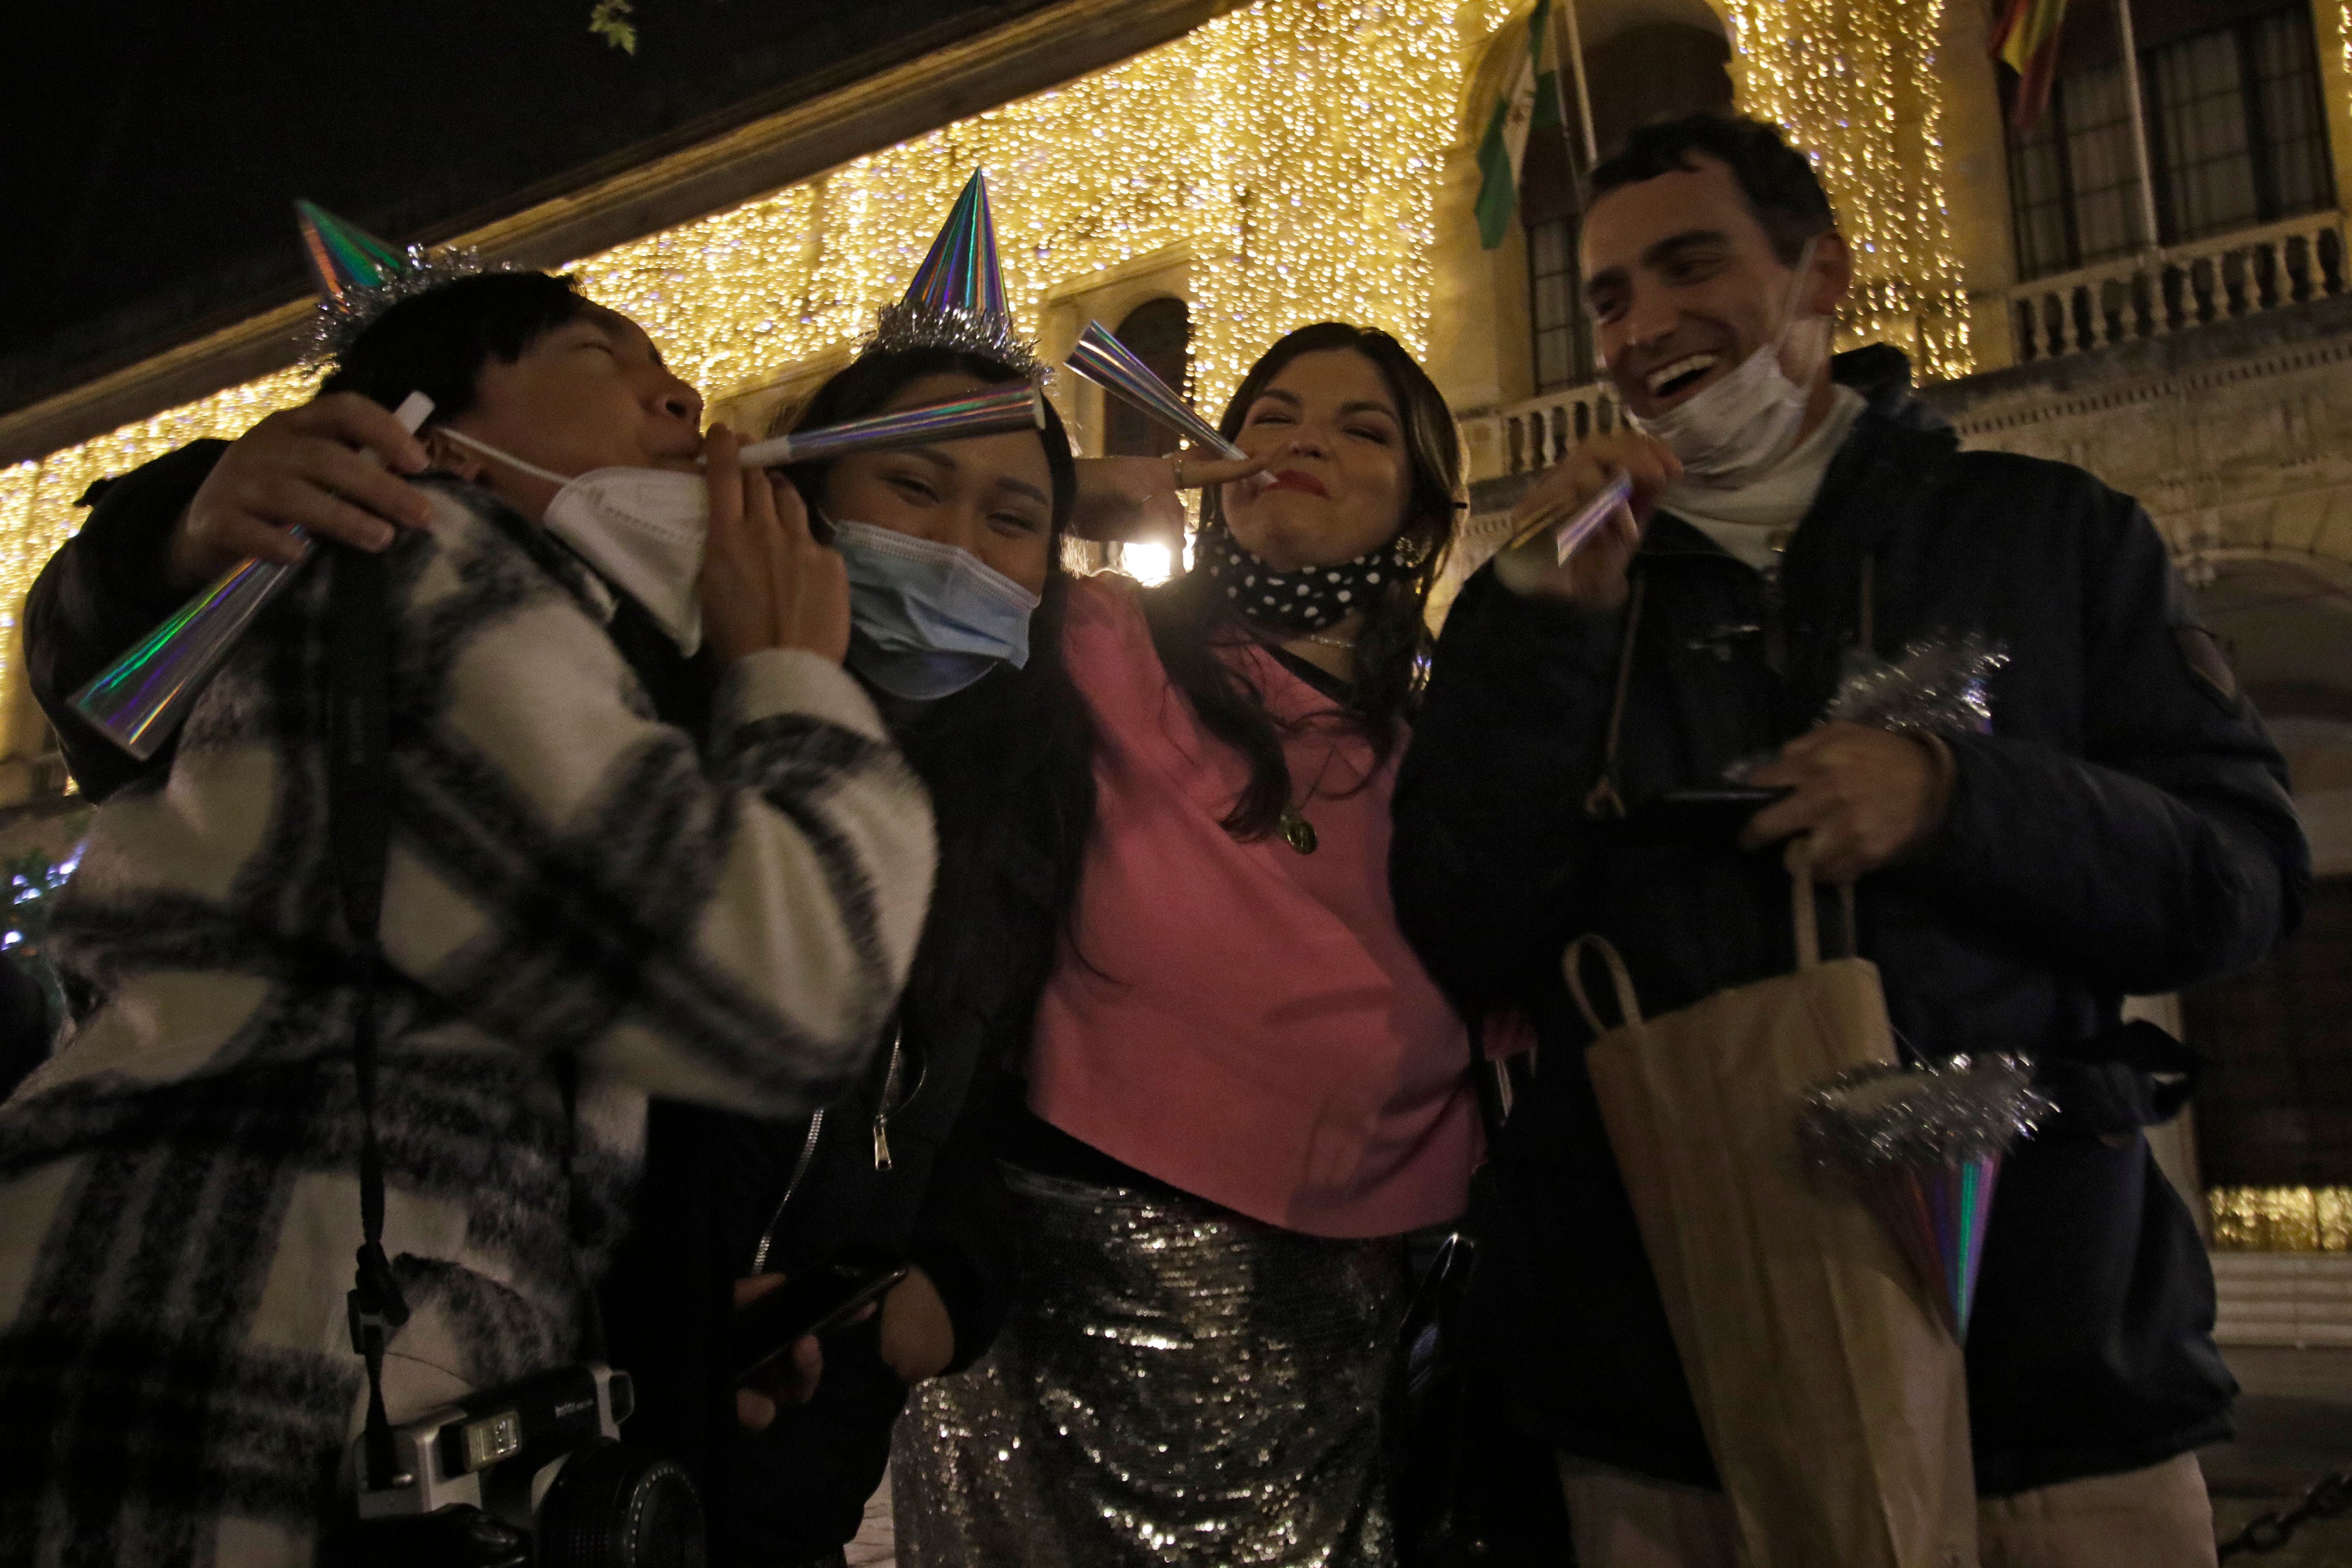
[1065,320,1247,462]
[72,391,436,761]
[1798,1054,2052,1341]
[1501,473,1633,566]
[735,381,1047,468]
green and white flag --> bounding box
[1474,0,1569,249]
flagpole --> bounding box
[2113,0,2163,253]
[1554,0,1598,167]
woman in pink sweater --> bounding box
[897,322,1477,1567]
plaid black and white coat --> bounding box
[0,478,934,1567]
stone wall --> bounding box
[1915,294,2352,571]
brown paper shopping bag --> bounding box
[1570,858,1977,1568]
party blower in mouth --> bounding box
[1063,321,1248,462]
[730,381,1045,468]
[72,383,1049,760]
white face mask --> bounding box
[1627,240,1828,491]
[438,427,708,655]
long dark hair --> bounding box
[779,348,1096,1027]
[1143,322,1461,840]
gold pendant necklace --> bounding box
[1279,805,1318,854]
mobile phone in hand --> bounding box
[731,1252,909,1389]
[1612,786,1792,847]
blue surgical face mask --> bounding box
[829,517,1043,701]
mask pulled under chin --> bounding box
[830,518,1041,702]
[437,427,709,655]
[1627,241,1828,492]
[1628,329,1819,490]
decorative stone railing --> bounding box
[1462,378,1624,484]
[2006,210,2350,364]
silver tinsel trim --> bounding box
[300,246,524,367]
[1727,631,2008,783]
[1797,1055,2054,1172]
[865,300,1048,381]
[1824,632,2010,737]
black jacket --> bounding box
[1390,348,2310,1497]
[26,444,1022,1563]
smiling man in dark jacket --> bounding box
[1391,114,2309,1567]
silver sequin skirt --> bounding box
[893,1167,1408,1568]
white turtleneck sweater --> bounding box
[1654,383,1867,573]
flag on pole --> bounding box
[1474,0,1569,250]
[1990,0,2069,129]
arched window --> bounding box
[1105,298,1192,458]
[1516,9,1731,393]
[1583,19,1732,157]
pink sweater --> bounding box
[1026,576,1479,1238]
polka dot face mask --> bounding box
[1192,521,1408,632]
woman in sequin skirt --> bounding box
[896,323,1481,1568]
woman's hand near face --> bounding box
[168,392,437,592]
[1069,450,1265,544]
[701,427,851,665]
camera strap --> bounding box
[326,540,410,1492]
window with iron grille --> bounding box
[2005,2,2333,281]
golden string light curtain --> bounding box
[0,0,1464,710]
[1724,0,1974,382]
[2210,1187,2352,1253]
[1,0,1992,711]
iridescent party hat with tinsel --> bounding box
[1798,1056,2052,1341]
[867,171,1041,377]
[296,200,495,365]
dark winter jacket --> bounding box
[25,442,1028,1563]
[1389,347,2311,1497]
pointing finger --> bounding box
[1174,452,1266,490]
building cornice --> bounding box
[0,0,1238,470]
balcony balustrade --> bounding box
[2006,210,2349,366]
[1462,378,1623,485]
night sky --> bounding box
[3,0,1035,417]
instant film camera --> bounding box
[326,1363,702,1567]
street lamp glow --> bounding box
[1121,542,1175,586]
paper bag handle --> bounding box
[1786,838,1858,971]
[1563,935,1643,1035]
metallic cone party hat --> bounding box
[868,171,1041,376]
[70,203,459,758]
[904,171,1008,321]
[1797,1056,2052,1342]
[295,200,411,308]
[294,200,496,365]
